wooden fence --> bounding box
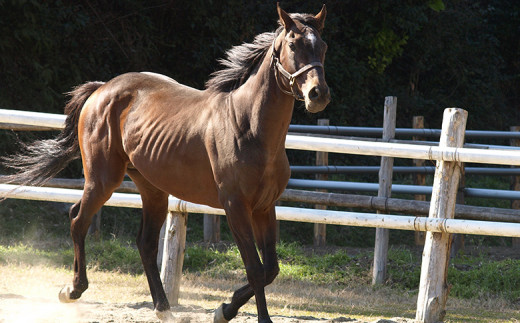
[2,103,520,322]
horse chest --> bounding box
[211,140,290,206]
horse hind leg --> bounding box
[58,158,126,303]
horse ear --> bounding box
[277,2,295,31]
[314,4,327,33]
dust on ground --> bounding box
[0,262,417,323]
[1,245,519,323]
[0,293,413,323]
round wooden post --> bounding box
[450,166,465,258]
[416,108,467,323]
[510,126,520,248]
[157,221,166,269]
[413,116,426,246]
[203,213,220,244]
[314,119,329,247]
[87,209,102,239]
[372,96,397,285]
[160,210,188,306]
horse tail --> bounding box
[2,81,105,186]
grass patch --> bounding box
[183,243,520,305]
[1,235,519,305]
[450,254,520,301]
[0,243,72,267]
[0,238,142,274]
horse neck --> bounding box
[230,48,295,151]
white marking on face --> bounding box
[306,32,317,49]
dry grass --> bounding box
[181,272,520,322]
[0,263,518,322]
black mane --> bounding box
[205,13,319,93]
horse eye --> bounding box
[288,42,296,51]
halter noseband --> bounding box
[271,38,324,101]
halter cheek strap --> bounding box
[271,40,324,101]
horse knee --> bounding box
[245,262,278,289]
[245,265,266,289]
[265,262,279,285]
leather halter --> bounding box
[271,38,324,101]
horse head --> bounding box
[272,3,330,113]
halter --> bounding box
[271,38,324,101]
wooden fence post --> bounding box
[413,116,426,246]
[510,126,520,248]
[275,201,281,243]
[416,108,467,323]
[87,209,102,239]
[157,222,166,269]
[372,96,397,285]
[203,213,220,244]
[160,210,188,306]
[451,166,465,258]
[314,119,329,247]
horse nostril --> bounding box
[308,87,320,101]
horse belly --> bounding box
[123,123,221,208]
[131,153,221,208]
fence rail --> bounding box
[2,183,519,238]
[289,124,520,139]
[290,165,520,175]
[285,134,520,165]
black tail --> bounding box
[1,81,105,186]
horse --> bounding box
[2,4,329,322]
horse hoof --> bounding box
[155,308,174,322]
[58,286,77,303]
[214,304,229,323]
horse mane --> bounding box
[205,13,320,93]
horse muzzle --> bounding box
[304,84,331,113]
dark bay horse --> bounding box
[3,4,329,322]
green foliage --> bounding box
[0,243,73,267]
[450,255,520,301]
[85,238,142,274]
[428,0,446,12]
[0,239,142,273]
[182,244,520,303]
[183,244,244,279]
[0,0,518,132]
[386,247,422,289]
[368,28,408,74]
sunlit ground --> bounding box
[0,263,518,322]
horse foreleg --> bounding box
[217,206,279,322]
[217,199,272,323]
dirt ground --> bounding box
[0,263,419,323]
[0,255,518,323]
[0,296,414,323]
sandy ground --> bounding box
[0,263,417,323]
[0,262,517,322]
[0,296,413,323]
